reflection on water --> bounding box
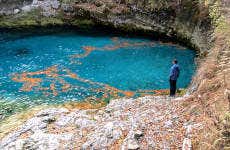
[0,30,196,116]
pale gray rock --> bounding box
[55,112,76,127]
[104,122,114,138]
[0,132,20,148]
[25,131,73,150]
[36,108,69,117]
[0,96,196,149]
[15,139,25,150]
[75,118,95,128]
[61,4,74,13]
[164,120,173,128]
[0,117,47,148]
[21,5,33,12]
[127,139,140,150]
[51,0,60,9]
[13,9,20,14]
[182,138,192,150]
[81,141,92,150]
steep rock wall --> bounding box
[0,0,213,53]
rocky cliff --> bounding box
[0,0,213,52]
[0,0,229,149]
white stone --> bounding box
[127,139,140,150]
[104,122,114,138]
[182,138,192,150]
[15,139,25,149]
[36,108,69,117]
[29,131,73,150]
[75,118,95,128]
[164,120,173,128]
[51,0,60,9]
[13,9,20,14]
[21,5,33,12]
[55,112,76,127]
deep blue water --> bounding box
[0,30,196,104]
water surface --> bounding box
[0,30,196,107]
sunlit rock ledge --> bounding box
[0,95,204,149]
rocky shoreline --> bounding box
[0,96,205,149]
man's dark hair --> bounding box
[174,59,178,64]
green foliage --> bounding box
[177,88,187,96]
[0,8,65,28]
[71,19,95,28]
[60,0,76,4]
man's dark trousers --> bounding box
[170,79,177,96]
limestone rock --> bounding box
[182,138,192,150]
[75,118,95,128]
[127,139,140,150]
[36,108,69,117]
[0,96,203,149]
[164,120,173,128]
[13,9,20,14]
[21,5,33,12]
[55,112,76,127]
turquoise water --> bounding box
[0,30,196,106]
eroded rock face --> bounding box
[0,0,33,15]
[0,0,213,53]
[0,0,60,17]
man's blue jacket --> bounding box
[170,64,180,80]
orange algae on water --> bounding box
[11,65,78,96]
[65,69,78,79]
[71,46,96,58]
[70,38,155,59]
[111,37,119,42]
[12,73,42,92]
[11,39,158,98]
[11,65,137,98]
[11,64,164,99]
[123,91,135,97]
[50,83,58,96]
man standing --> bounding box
[169,59,180,96]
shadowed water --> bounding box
[0,29,196,111]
